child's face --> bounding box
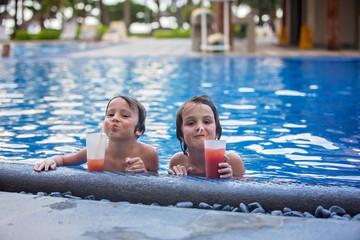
[105,97,142,139]
[181,103,217,149]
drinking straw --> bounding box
[95,118,107,159]
[100,119,106,136]
[199,127,208,140]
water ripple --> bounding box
[270,133,338,150]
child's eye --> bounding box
[106,113,114,117]
[186,122,194,126]
[123,115,129,118]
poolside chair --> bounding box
[60,19,78,40]
[0,25,9,40]
[79,24,98,41]
[101,21,127,43]
[190,8,214,51]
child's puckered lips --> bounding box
[111,124,119,129]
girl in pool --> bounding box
[168,95,245,178]
[34,95,159,173]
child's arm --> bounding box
[33,148,87,172]
[144,146,159,173]
[168,152,192,175]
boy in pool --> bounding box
[34,95,159,173]
[168,95,245,178]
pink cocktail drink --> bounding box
[204,140,226,178]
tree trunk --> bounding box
[155,0,161,28]
[124,0,131,31]
[175,6,184,28]
[258,0,264,26]
[11,0,18,38]
[326,0,340,50]
[281,0,286,26]
[20,0,25,29]
[99,0,110,26]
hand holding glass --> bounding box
[204,140,226,178]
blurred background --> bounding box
[0,1,359,55]
[0,0,281,39]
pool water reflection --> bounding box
[0,56,359,187]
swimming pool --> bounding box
[0,54,359,187]
[11,41,112,58]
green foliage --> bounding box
[37,29,61,40]
[182,4,201,23]
[13,29,61,40]
[233,25,246,38]
[107,2,155,23]
[234,0,281,19]
[97,25,109,38]
[13,30,32,40]
[152,28,190,38]
[129,33,148,37]
[235,0,281,10]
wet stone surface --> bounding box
[19,191,360,221]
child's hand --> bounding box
[168,165,192,176]
[125,157,146,173]
[218,155,233,178]
[33,156,61,172]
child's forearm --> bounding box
[54,155,65,166]
[61,148,87,166]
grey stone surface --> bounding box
[1,191,359,240]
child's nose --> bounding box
[112,114,121,121]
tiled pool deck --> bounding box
[64,37,360,58]
[1,38,360,239]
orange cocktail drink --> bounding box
[204,140,226,178]
[87,158,105,172]
[86,133,106,172]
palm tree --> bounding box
[99,0,109,26]
[154,0,161,28]
[124,0,130,29]
[27,0,72,29]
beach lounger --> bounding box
[79,24,98,41]
[101,21,127,43]
[60,19,78,40]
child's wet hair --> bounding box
[106,95,146,135]
[176,95,222,154]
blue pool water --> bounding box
[0,53,359,187]
[11,41,112,58]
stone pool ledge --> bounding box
[1,191,360,240]
[0,162,359,215]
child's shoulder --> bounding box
[170,152,188,166]
[226,150,241,158]
[136,141,158,154]
[226,150,245,175]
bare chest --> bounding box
[104,156,128,172]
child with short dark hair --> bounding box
[34,95,159,173]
